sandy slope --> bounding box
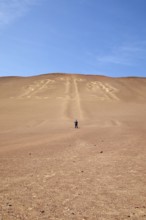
[0,73,146,220]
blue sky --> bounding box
[0,0,146,77]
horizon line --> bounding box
[0,72,146,79]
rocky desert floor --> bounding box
[0,74,146,220]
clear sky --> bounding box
[0,0,146,77]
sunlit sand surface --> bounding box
[0,73,146,219]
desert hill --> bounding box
[0,73,146,131]
[0,73,146,220]
[0,73,146,102]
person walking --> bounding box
[74,120,78,128]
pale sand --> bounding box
[0,74,146,220]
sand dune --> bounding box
[0,73,146,219]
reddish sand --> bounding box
[0,73,146,220]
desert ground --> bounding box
[0,73,146,220]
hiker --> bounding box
[74,120,78,128]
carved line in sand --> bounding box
[76,78,86,82]
[62,77,83,119]
[73,77,83,119]
[10,79,55,99]
[55,77,86,82]
[87,81,119,101]
[55,77,66,81]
